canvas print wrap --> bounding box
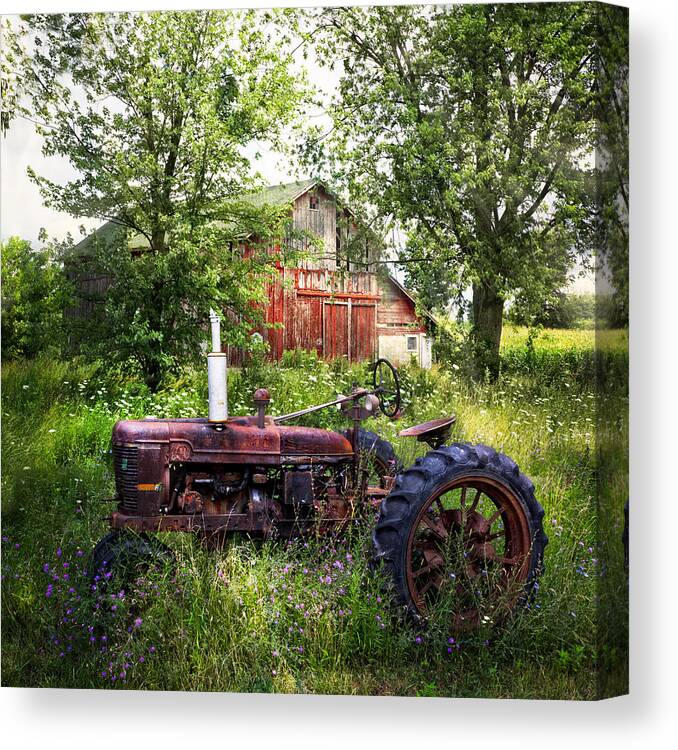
[1,2,628,700]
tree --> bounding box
[595,5,628,328]
[310,3,598,377]
[1,236,71,359]
[8,10,307,388]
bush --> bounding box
[1,236,72,359]
[508,292,596,330]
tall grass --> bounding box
[1,330,628,698]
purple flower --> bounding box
[414,636,423,645]
[149,646,156,654]
[43,564,50,573]
[45,584,54,598]
[56,548,62,558]
[14,543,20,550]
[133,617,142,628]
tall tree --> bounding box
[310,3,597,377]
[8,10,307,387]
[595,4,628,327]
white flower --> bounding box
[48,429,56,433]
[22,385,29,390]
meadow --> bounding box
[0,326,628,699]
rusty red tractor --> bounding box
[95,312,547,631]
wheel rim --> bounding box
[405,475,532,631]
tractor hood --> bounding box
[111,417,353,466]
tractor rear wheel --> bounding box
[373,443,546,632]
[342,427,401,486]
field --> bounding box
[0,327,628,699]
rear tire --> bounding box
[373,443,546,631]
[342,427,402,484]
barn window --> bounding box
[407,336,417,352]
[309,194,319,210]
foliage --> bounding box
[2,329,628,697]
[508,292,596,330]
[1,236,73,359]
[307,3,600,377]
[595,5,629,327]
[8,10,308,387]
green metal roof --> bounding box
[246,179,317,208]
[68,180,321,257]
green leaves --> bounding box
[9,10,310,387]
[308,3,606,376]
[1,237,73,360]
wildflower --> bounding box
[149,646,156,654]
[56,548,62,558]
[45,584,54,598]
[133,617,142,628]
[415,636,423,645]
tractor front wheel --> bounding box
[90,531,174,587]
[373,443,547,632]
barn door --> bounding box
[323,301,349,360]
[323,299,376,362]
[350,303,376,362]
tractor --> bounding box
[94,311,547,631]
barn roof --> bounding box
[246,179,318,207]
[68,180,326,257]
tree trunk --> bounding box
[471,282,504,381]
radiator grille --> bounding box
[113,445,139,512]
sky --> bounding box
[0,7,594,293]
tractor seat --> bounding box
[398,416,457,449]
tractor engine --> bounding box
[110,310,356,536]
[110,416,355,532]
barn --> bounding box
[241,180,433,367]
[68,179,433,367]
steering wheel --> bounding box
[372,358,401,418]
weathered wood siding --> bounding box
[290,185,337,270]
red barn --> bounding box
[68,179,433,367]
[232,180,432,367]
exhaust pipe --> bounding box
[207,309,228,422]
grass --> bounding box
[0,328,628,698]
